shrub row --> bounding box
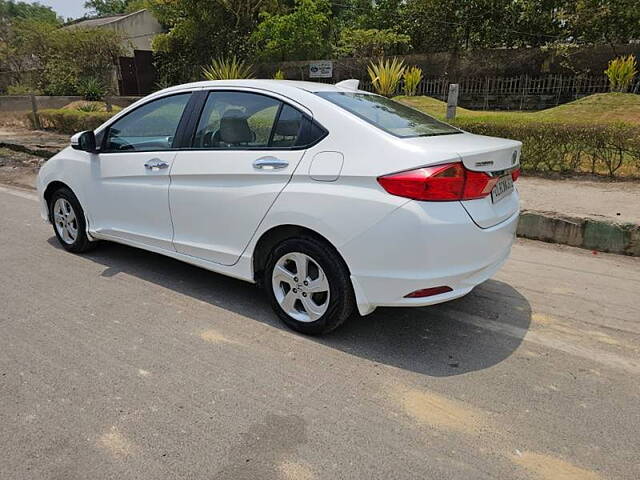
[454,119,640,178]
[28,109,116,134]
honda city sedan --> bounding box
[37,79,521,334]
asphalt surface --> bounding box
[1,185,639,480]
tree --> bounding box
[84,0,128,15]
[2,18,123,94]
[563,0,640,48]
[0,0,59,24]
[148,0,277,84]
[251,0,332,61]
[333,28,410,58]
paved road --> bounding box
[1,185,639,480]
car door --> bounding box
[86,92,192,250]
[169,90,316,265]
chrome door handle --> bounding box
[253,157,289,170]
[144,158,169,170]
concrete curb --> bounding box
[517,210,640,257]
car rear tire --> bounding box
[264,237,355,335]
[49,187,97,253]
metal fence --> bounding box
[359,74,640,110]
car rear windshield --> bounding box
[316,92,460,138]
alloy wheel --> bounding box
[53,198,78,245]
[271,252,330,322]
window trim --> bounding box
[99,91,196,154]
[182,89,328,152]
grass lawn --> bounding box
[396,92,640,125]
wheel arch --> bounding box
[43,181,73,220]
[252,224,351,284]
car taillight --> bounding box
[511,168,521,182]
[377,162,498,201]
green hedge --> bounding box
[454,119,640,178]
[28,109,116,134]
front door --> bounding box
[169,90,309,265]
[86,92,192,250]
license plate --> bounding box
[491,175,514,203]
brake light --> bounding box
[377,162,498,201]
[511,168,521,182]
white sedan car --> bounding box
[37,79,520,334]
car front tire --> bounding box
[49,187,97,253]
[264,236,355,335]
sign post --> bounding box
[309,61,333,79]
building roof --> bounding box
[64,10,147,29]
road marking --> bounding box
[437,307,640,375]
[0,184,38,202]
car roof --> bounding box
[155,79,362,97]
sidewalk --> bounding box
[0,127,639,255]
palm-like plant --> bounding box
[604,55,637,92]
[273,69,285,80]
[368,57,405,97]
[403,66,423,96]
[202,56,254,80]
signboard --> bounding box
[309,61,333,78]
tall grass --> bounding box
[368,58,405,97]
[202,56,254,80]
[403,66,423,96]
[604,55,637,92]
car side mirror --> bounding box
[71,130,97,153]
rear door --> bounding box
[169,90,312,265]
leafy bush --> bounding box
[403,66,423,96]
[273,69,285,80]
[454,119,640,177]
[368,57,405,97]
[6,83,42,95]
[77,77,106,101]
[605,55,637,92]
[202,56,254,80]
[28,109,116,134]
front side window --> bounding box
[104,93,191,152]
[316,92,460,138]
[193,91,306,149]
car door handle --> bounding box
[144,158,169,170]
[253,157,289,170]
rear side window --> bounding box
[316,92,460,138]
[191,91,325,150]
[104,93,191,151]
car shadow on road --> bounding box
[61,238,532,378]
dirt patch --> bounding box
[397,386,487,434]
[278,461,315,480]
[513,451,601,480]
[200,329,240,346]
[98,426,137,458]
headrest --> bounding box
[274,117,301,137]
[219,109,252,144]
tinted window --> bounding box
[271,104,303,148]
[316,92,460,138]
[194,92,281,149]
[104,93,190,151]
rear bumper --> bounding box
[342,200,519,315]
